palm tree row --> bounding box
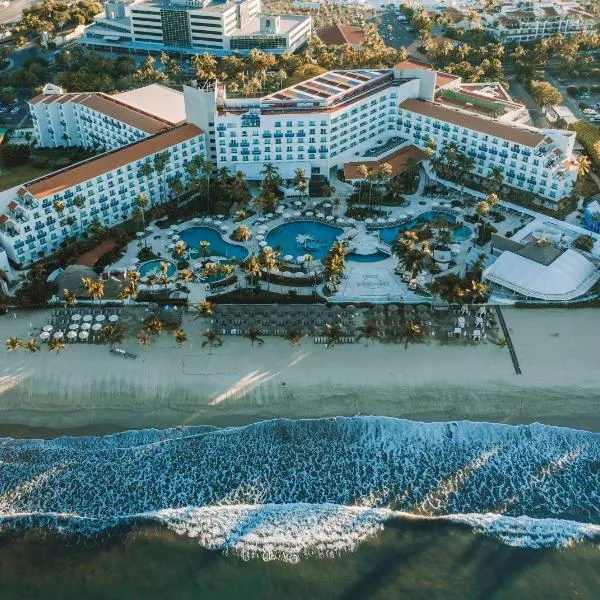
[6,337,63,353]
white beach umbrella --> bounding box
[283,254,294,261]
[432,201,440,208]
[79,331,89,341]
[95,314,106,322]
[305,211,314,217]
[400,213,408,220]
[53,331,64,340]
[365,218,373,224]
[377,217,386,224]
[92,323,102,331]
[71,314,82,321]
[67,330,78,340]
[82,315,93,322]
[294,201,302,207]
[275,207,284,214]
[323,202,332,208]
[109,314,119,323]
[259,240,267,247]
[408,211,416,217]
[68,323,79,330]
[42,324,53,332]
[39,331,50,341]
[316,212,325,218]
[205,217,213,223]
[213,220,222,226]
[171,234,180,241]
[81,322,91,331]
[296,255,306,263]
[326,215,334,221]
[255,234,265,241]
[293,211,301,217]
[193,217,202,224]
[387,216,395,222]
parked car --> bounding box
[10,107,19,114]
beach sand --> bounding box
[0,307,599,434]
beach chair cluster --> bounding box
[41,308,122,344]
[208,304,357,338]
[313,336,355,344]
[447,305,496,342]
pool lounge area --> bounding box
[266,220,344,261]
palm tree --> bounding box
[488,166,504,193]
[233,223,252,242]
[245,328,264,346]
[174,240,187,258]
[137,163,154,204]
[101,324,124,347]
[145,317,163,336]
[194,299,214,318]
[25,339,41,352]
[174,329,187,344]
[199,240,211,257]
[202,330,223,347]
[153,151,171,204]
[356,164,368,203]
[136,193,149,245]
[404,322,423,349]
[400,249,426,278]
[178,268,194,284]
[48,339,66,353]
[169,177,184,202]
[356,322,381,345]
[138,329,151,348]
[6,336,22,352]
[469,280,488,304]
[146,273,158,290]
[578,155,591,180]
[323,323,343,348]
[283,327,303,345]
[63,288,76,308]
[73,194,85,237]
[241,255,261,290]
[229,171,250,204]
[53,200,65,215]
[293,167,308,204]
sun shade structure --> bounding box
[483,249,599,301]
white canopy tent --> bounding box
[483,249,599,301]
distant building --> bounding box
[81,0,312,56]
[483,1,597,43]
[316,23,365,48]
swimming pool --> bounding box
[266,220,343,261]
[179,226,248,261]
[378,211,465,245]
[139,259,177,278]
[348,251,391,263]
[452,225,473,241]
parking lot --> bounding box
[547,74,600,125]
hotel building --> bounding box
[82,0,312,56]
[0,86,205,266]
[184,59,578,203]
[0,60,580,266]
[483,1,597,43]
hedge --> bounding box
[572,121,600,171]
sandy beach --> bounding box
[0,307,599,434]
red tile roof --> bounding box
[23,124,203,200]
[344,145,425,180]
[316,23,365,46]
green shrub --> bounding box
[573,121,600,171]
[573,235,594,252]
[0,144,30,167]
[566,85,578,97]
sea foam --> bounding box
[0,417,599,561]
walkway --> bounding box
[495,306,522,375]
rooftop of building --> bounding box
[343,145,425,180]
[130,0,247,13]
[393,58,460,91]
[261,69,391,107]
[316,23,365,46]
[20,124,203,200]
[29,90,174,134]
[233,13,309,36]
[112,84,186,125]
[398,98,544,148]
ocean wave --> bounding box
[0,417,599,560]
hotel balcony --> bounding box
[0,215,22,237]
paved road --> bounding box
[0,0,39,24]
[507,76,549,129]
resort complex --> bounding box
[81,0,312,56]
[0,58,596,306]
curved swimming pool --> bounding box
[266,220,343,261]
[139,259,177,278]
[348,250,391,263]
[179,226,248,261]
[378,211,468,245]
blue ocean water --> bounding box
[0,417,599,563]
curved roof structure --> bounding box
[483,249,599,301]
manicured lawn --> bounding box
[0,163,55,192]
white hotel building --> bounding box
[0,86,205,267]
[82,0,312,56]
[184,59,578,202]
[0,60,579,267]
